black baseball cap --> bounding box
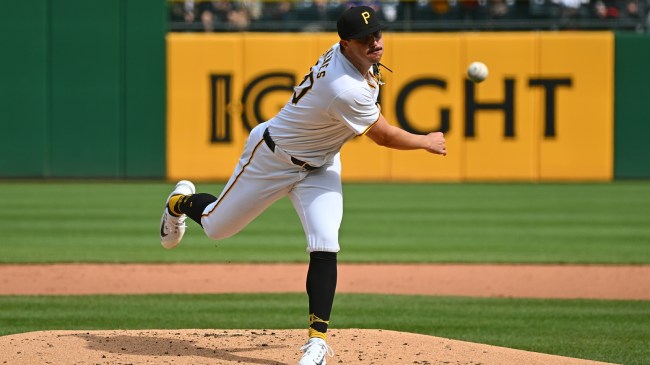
[337,6,387,40]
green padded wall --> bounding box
[0,1,48,177]
[124,0,167,178]
[614,33,650,179]
[50,0,122,177]
[0,0,166,178]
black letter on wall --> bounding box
[465,79,515,138]
[210,74,232,143]
[528,78,572,138]
[395,78,450,134]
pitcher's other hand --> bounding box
[425,132,446,156]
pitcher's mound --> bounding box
[0,328,615,365]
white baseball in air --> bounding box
[467,61,488,83]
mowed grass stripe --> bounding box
[1,181,649,263]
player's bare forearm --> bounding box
[365,114,447,156]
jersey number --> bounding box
[291,72,314,105]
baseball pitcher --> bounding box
[160,6,447,365]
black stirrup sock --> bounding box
[306,251,338,339]
[175,193,217,226]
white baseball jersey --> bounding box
[268,42,381,167]
[200,42,382,253]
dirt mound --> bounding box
[0,329,616,365]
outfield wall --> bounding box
[167,32,615,182]
[614,32,650,179]
[0,0,166,178]
[2,18,649,180]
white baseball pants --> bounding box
[200,121,342,253]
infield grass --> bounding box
[0,181,649,264]
[1,181,649,364]
[0,293,648,365]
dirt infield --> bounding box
[1,263,648,299]
[0,329,617,365]
[2,263,647,364]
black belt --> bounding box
[263,128,318,170]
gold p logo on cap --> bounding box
[361,11,370,24]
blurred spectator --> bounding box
[195,0,263,31]
[619,0,642,18]
[228,8,251,30]
[488,0,518,19]
[410,0,462,21]
[197,1,232,32]
[594,0,619,18]
[592,0,642,19]
[296,0,322,22]
[459,0,489,20]
[168,0,648,32]
[229,0,263,30]
[261,1,295,22]
[241,0,264,21]
[294,0,347,31]
[529,0,556,18]
[552,0,590,19]
[169,0,198,30]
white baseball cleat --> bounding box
[298,338,334,365]
[160,180,196,249]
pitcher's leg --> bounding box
[306,251,337,340]
[289,156,343,342]
[168,122,301,242]
[289,158,343,253]
[165,175,287,244]
[199,125,303,240]
[200,170,292,240]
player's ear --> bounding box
[339,40,348,51]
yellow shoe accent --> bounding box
[167,194,184,216]
[308,328,327,340]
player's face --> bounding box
[348,30,384,64]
